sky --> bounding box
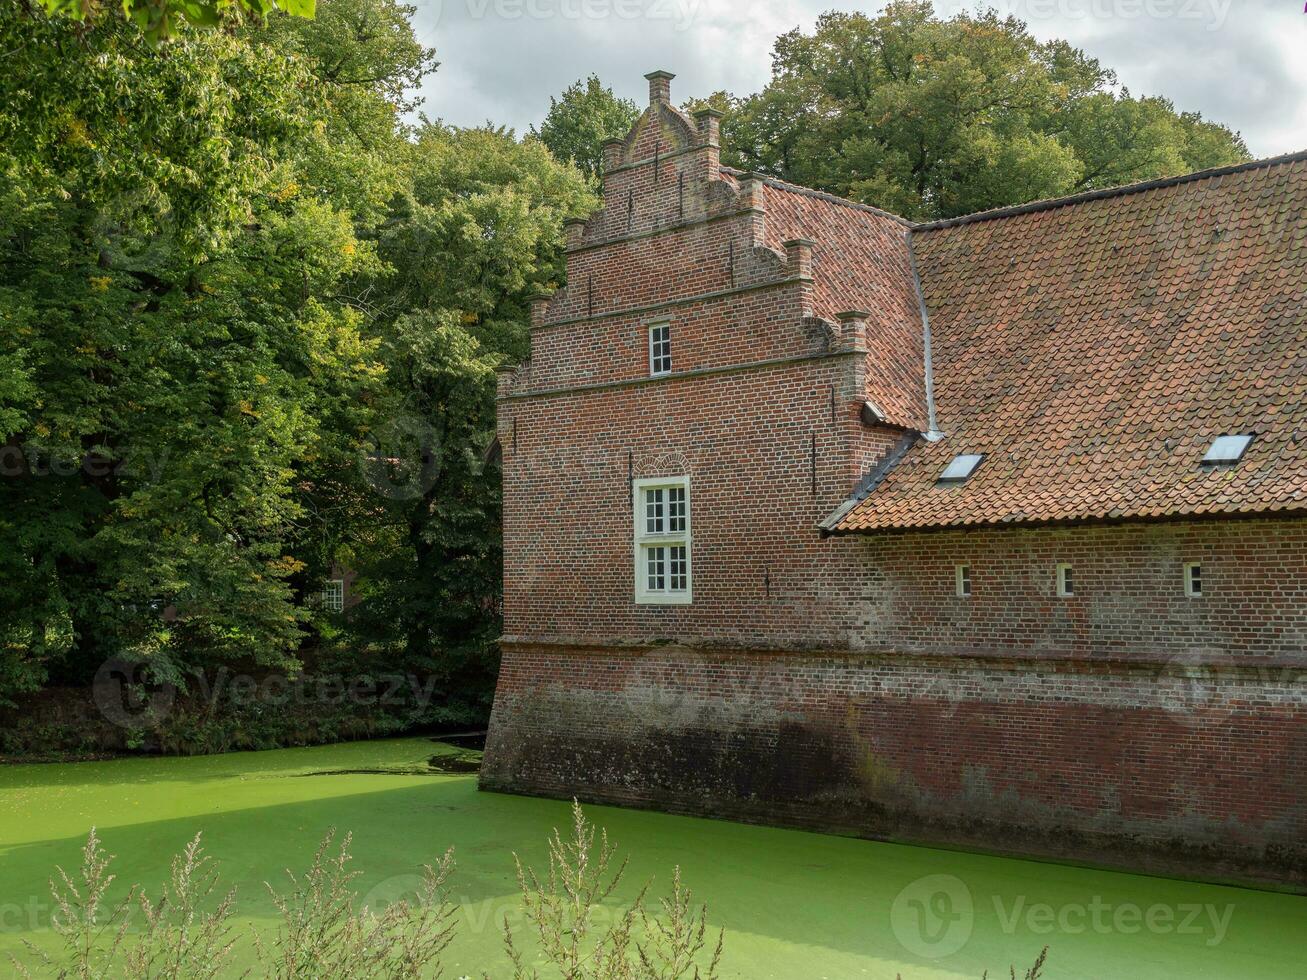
[403,0,1307,161]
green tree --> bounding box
[713,3,1248,219]
[0,8,382,696]
[533,75,640,180]
[333,125,594,721]
[36,0,314,43]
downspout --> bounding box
[906,229,944,442]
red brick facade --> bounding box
[482,73,1307,888]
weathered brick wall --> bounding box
[484,74,1307,888]
[482,624,1307,887]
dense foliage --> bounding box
[687,2,1250,219]
[0,0,592,728]
[37,0,314,43]
[533,74,641,180]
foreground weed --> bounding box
[122,834,241,979]
[503,800,722,980]
[11,829,238,980]
[11,827,131,979]
[260,828,456,979]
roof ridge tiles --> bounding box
[725,148,1307,233]
[910,149,1307,229]
[719,166,913,226]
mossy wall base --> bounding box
[481,643,1307,890]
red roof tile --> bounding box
[732,172,928,431]
[834,153,1307,532]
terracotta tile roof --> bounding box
[832,152,1307,532]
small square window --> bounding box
[1202,434,1253,465]
[938,453,984,483]
[1056,563,1074,598]
[321,579,345,613]
[1185,562,1203,598]
[955,564,972,598]
[649,323,672,376]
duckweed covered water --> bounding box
[0,737,1300,977]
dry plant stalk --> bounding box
[11,827,133,979]
[121,833,242,979]
[11,829,241,980]
[260,828,456,979]
[503,800,722,980]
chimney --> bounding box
[645,70,674,106]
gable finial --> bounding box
[644,70,675,106]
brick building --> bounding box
[481,71,1307,887]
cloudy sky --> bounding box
[406,0,1307,160]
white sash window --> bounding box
[633,476,692,604]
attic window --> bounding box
[937,453,984,483]
[861,400,887,426]
[1202,434,1253,465]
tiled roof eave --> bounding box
[829,501,1307,536]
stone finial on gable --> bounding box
[835,310,871,354]
[645,70,675,106]
[601,137,626,175]
[692,106,723,177]
[563,216,586,250]
[693,106,723,146]
[526,290,553,330]
[782,238,816,279]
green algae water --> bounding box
[0,738,1300,978]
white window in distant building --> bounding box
[648,322,672,376]
[955,564,972,598]
[1056,563,1074,598]
[321,579,345,613]
[634,476,691,604]
[1184,562,1203,598]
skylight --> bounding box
[938,453,984,483]
[1202,434,1254,465]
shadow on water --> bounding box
[432,731,487,751]
[293,746,482,777]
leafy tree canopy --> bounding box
[532,74,640,181]
[37,0,314,43]
[693,2,1249,220]
[0,2,395,696]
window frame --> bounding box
[321,578,345,613]
[633,475,692,605]
[648,321,672,377]
[1184,562,1203,598]
[1056,563,1074,598]
[955,564,972,598]
[1201,433,1254,466]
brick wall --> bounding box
[482,630,1306,886]
[484,74,1307,888]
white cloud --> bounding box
[407,0,1307,157]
